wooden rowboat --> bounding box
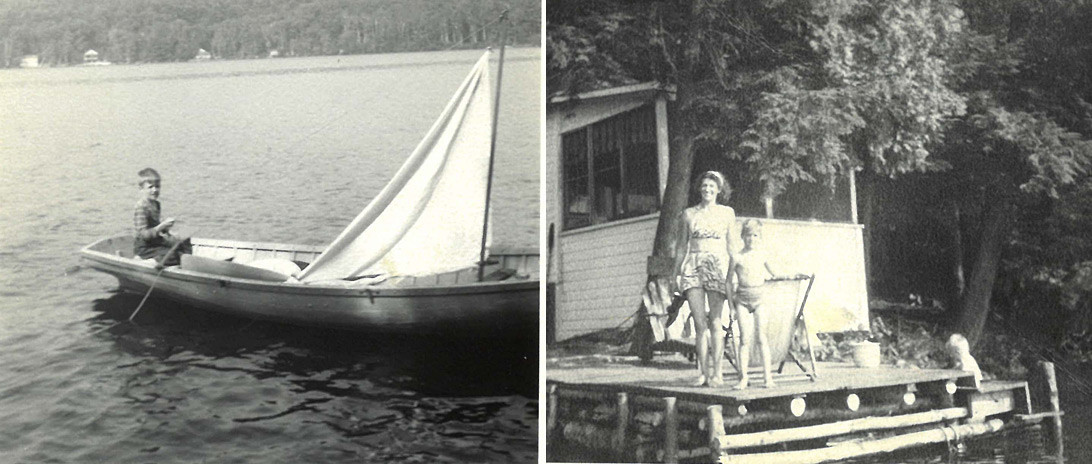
[80,235,538,335]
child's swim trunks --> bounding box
[679,251,729,294]
[735,284,765,313]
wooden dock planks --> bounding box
[547,357,972,403]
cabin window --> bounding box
[561,105,659,230]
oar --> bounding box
[128,235,192,322]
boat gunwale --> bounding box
[80,235,538,298]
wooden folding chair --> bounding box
[723,274,819,381]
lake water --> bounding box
[0,48,540,463]
[853,361,1092,464]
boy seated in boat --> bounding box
[729,219,806,389]
[133,168,191,267]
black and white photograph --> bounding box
[546,0,1091,462]
[0,1,540,462]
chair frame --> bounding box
[723,274,819,382]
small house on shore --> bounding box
[20,55,39,68]
[545,83,870,343]
[83,49,99,63]
[194,48,212,61]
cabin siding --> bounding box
[556,216,658,341]
[553,214,870,341]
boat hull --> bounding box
[81,235,538,336]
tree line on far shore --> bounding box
[0,0,539,67]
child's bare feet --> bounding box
[692,375,708,387]
[734,377,749,390]
[708,376,724,388]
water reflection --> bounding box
[85,294,537,463]
[89,294,536,397]
[845,419,1062,464]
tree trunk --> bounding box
[948,199,966,312]
[857,171,876,296]
[955,198,1014,348]
[632,82,698,359]
[632,1,704,358]
[653,89,697,257]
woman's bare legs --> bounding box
[684,288,710,386]
[706,291,727,387]
[734,305,753,390]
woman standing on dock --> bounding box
[674,171,736,387]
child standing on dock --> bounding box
[730,219,804,389]
[133,168,191,266]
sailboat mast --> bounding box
[478,10,508,282]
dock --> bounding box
[546,354,1064,463]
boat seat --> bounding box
[482,268,518,281]
[382,267,521,287]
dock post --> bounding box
[664,397,678,463]
[707,405,725,462]
[547,384,558,435]
[1040,361,1064,463]
[614,392,629,455]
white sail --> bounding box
[298,52,493,282]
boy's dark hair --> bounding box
[694,170,731,203]
[138,168,161,186]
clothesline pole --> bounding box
[478,10,508,282]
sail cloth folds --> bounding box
[297,52,494,282]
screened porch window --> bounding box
[561,105,659,230]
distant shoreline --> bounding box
[12,45,540,70]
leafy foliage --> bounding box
[742,0,967,196]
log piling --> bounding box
[547,360,1062,463]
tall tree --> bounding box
[548,0,815,351]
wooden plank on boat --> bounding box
[718,418,1004,464]
[715,407,968,451]
[180,254,291,282]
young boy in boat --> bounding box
[730,219,806,389]
[133,168,191,267]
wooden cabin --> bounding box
[545,83,870,343]
[83,49,99,63]
[195,48,212,61]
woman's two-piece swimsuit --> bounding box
[679,207,733,295]
[680,206,764,313]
